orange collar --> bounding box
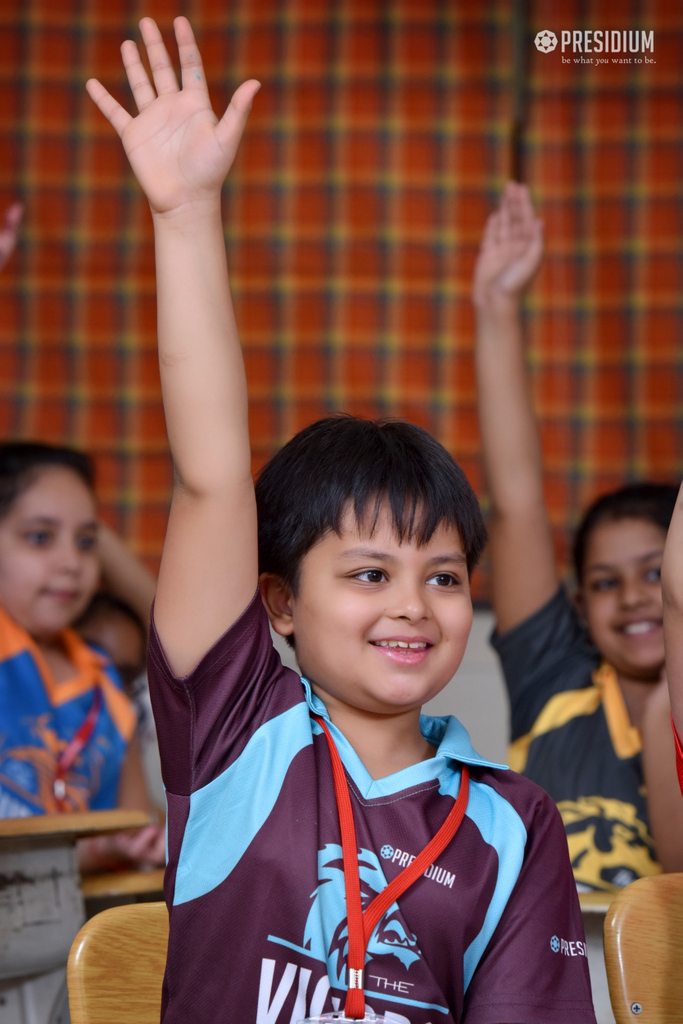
[592,662,642,759]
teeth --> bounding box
[375,640,427,649]
[623,621,657,635]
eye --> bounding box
[76,534,97,552]
[590,577,617,592]
[645,566,661,583]
[353,569,387,584]
[427,572,458,588]
[25,529,53,547]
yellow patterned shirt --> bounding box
[492,588,660,892]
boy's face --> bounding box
[269,506,473,716]
[578,516,665,682]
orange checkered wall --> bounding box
[0,0,680,597]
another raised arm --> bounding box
[662,482,683,743]
[473,183,556,633]
[87,18,260,674]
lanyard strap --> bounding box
[53,687,103,811]
[313,714,470,1020]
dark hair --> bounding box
[0,441,94,520]
[75,591,147,643]
[573,482,678,584]
[255,415,487,596]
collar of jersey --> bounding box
[301,676,508,800]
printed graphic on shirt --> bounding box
[300,843,422,985]
[558,795,661,890]
[0,713,111,814]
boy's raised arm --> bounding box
[87,18,260,675]
[473,183,557,634]
[662,482,683,742]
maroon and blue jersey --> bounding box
[148,591,596,1024]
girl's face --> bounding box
[578,516,665,682]
[0,466,100,641]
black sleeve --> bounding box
[490,588,599,741]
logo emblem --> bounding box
[550,935,560,953]
[380,844,394,860]
[535,30,558,52]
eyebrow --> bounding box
[20,517,98,530]
[339,547,467,565]
[586,549,663,572]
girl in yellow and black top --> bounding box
[0,441,164,868]
[473,183,683,891]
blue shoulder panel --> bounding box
[438,771,527,991]
[173,702,313,904]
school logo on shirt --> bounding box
[549,934,586,957]
[300,844,423,985]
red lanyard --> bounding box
[314,715,470,1020]
[53,687,102,812]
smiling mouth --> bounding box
[371,640,430,649]
[45,590,80,602]
[619,620,661,636]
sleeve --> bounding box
[490,587,599,740]
[463,786,597,1024]
[673,717,683,798]
[146,588,304,797]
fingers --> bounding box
[139,16,179,97]
[85,78,132,137]
[173,16,209,94]
[121,39,156,112]
[3,202,23,231]
[498,181,538,246]
[216,79,261,153]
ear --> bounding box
[259,573,295,638]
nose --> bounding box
[55,537,85,576]
[385,576,430,623]
[619,574,648,609]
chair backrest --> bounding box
[67,902,168,1024]
[603,872,683,1024]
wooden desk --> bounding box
[0,810,149,982]
[81,867,165,900]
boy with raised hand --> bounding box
[474,182,683,889]
[87,20,595,1024]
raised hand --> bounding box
[0,202,23,271]
[473,182,543,306]
[85,17,260,215]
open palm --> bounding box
[86,17,260,214]
[473,182,543,303]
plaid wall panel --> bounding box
[0,0,680,597]
[0,0,512,591]
[524,0,683,572]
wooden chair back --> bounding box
[603,873,683,1023]
[67,902,168,1024]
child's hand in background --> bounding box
[473,182,543,308]
[0,202,22,271]
[86,17,259,216]
[79,824,166,873]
